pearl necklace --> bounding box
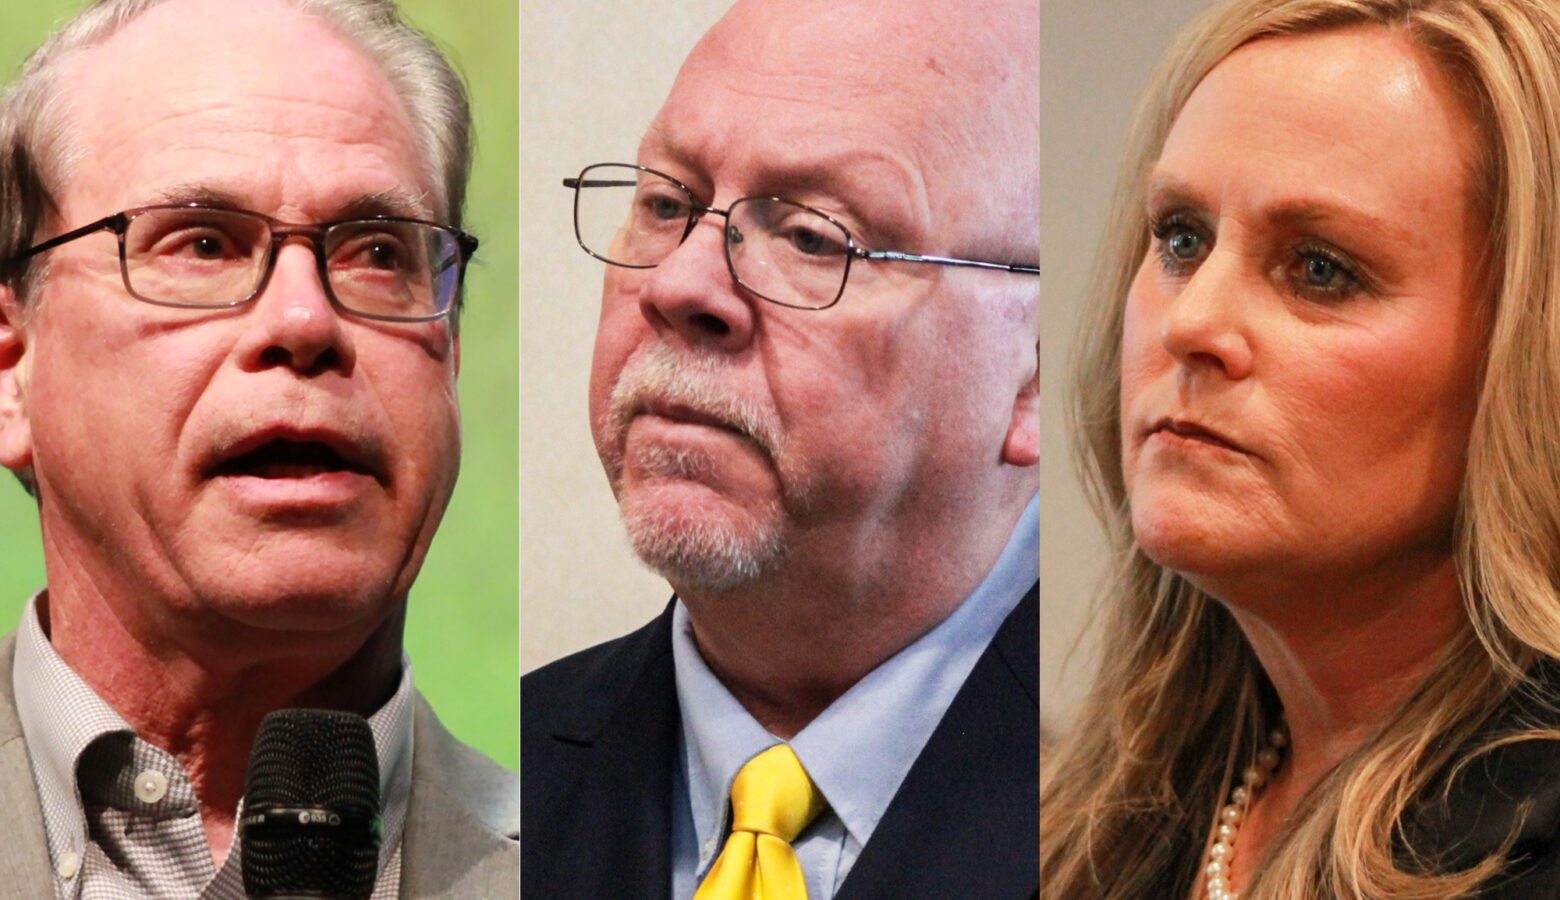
[1202,725,1288,900]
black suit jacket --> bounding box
[1397,695,1560,899]
[521,585,1039,900]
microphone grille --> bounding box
[242,709,381,899]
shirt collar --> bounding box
[673,493,1039,858]
[11,590,417,887]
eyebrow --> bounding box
[151,185,433,220]
[637,138,927,247]
[1144,175,1418,248]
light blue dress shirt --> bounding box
[669,494,1039,899]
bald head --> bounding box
[655,0,1039,263]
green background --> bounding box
[0,2,519,769]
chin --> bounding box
[172,544,412,635]
[619,483,786,593]
[1129,494,1244,581]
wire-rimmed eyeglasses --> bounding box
[15,204,479,322]
[563,163,1039,311]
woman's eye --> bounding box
[1150,214,1210,273]
[1303,255,1341,287]
[1167,229,1202,260]
[1287,246,1361,300]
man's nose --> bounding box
[235,240,355,375]
[633,213,758,353]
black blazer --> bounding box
[1398,700,1560,898]
[521,586,1039,900]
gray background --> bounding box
[1040,0,1208,736]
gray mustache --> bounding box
[608,344,783,460]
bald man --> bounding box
[522,1,1039,898]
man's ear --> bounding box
[1000,344,1039,467]
[0,287,34,474]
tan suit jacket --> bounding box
[0,631,517,897]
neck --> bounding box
[1208,553,1466,891]
[679,490,1031,738]
[38,587,403,866]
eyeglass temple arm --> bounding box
[563,178,638,189]
[856,248,1039,275]
[17,213,127,260]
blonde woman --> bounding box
[1041,0,1560,897]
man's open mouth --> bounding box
[211,438,374,480]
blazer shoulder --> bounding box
[1400,683,1560,897]
[401,693,519,898]
[412,693,518,838]
[522,602,676,744]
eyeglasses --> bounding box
[563,163,1039,310]
[16,204,479,322]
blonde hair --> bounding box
[1040,0,1560,897]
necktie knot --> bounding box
[729,744,826,841]
[694,744,827,900]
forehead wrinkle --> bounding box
[150,184,430,221]
[56,2,436,213]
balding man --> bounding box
[0,0,516,895]
[522,1,1040,897]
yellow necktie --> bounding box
[694,744,828,900]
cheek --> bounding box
[586,295,643,443]
[1274,321,1480,524]
[1117,280,1166,469]
[31,315,206,462]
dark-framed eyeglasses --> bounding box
[15,204,479,322]
[563,163,1039,311]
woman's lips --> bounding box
[1147,417,1246,453]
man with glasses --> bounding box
[0,0,516,895]
[523,0,1039,897]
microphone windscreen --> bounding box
[241,709,381,900]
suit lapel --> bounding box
[523,606,680,899]
[0,632,65,893]
[834,585,1039,900]
[400,693,519,898]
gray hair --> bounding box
[0,0,472,498]
[0,0,473,300]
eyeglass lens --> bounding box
[121,206,461,319]
[572,164,852,309]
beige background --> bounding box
[1039,0,1209,737]
[519,0,1214,740]
[520,1,735,673]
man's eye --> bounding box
[161,229,242,260]
[791,227,829,255]
[190,235,227,259]
[365,241,401,270]
[648,195,687,220]
[335,234,413,271]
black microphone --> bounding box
[241,709,382,900]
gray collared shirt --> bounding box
[670,494,1040,900]
[11,592,415,899]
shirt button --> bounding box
[57,851,81,879]
[134,770,169,804]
